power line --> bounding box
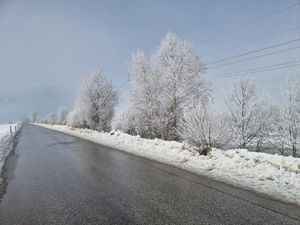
[196,2,300,44]
[213,64,300,79]
[208,61,300,77]
[209,62,300,79]
[206,38,300,65]
[207,45,300,69]
[211,64,299,79]
[203,26,300,57]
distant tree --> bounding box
[224,78,270,149]
[28,111,38,123]
[68,71,118,131]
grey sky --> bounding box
[0,0,299,123]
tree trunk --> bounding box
[292,145,296,157]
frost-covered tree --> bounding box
[270,107,289,155]
[128,50,163,138]
[121,32,209,140]
[56,107,69,125]
[28,111,38,123]
[224,78,270,149]
[280,79,300,157]
[69,71,118,131]
[155,32,209,140]
[253,104,277,152]
[179,100,230,153]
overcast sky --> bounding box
[0,0,299,123]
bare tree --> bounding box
[69,71,118,132]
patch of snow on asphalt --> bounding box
[35,123,300,206]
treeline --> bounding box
[28,33,300,157]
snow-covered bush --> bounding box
[252,104,280,152]
[42,113,57,125]
[56,107,69,125]
[67,110,86,128]
[179,101,230,153]
[68,71,118,132]
[113,106,144,136]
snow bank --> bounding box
[35,123,300,206]
[0,123,22,172]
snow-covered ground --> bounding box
[0,123,22,172]
[34,123,300,206]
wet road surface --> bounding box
[0,124,299,225]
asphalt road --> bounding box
[0,124,299,225]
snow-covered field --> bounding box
[35,123,300,206]
[0,123,21,172]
